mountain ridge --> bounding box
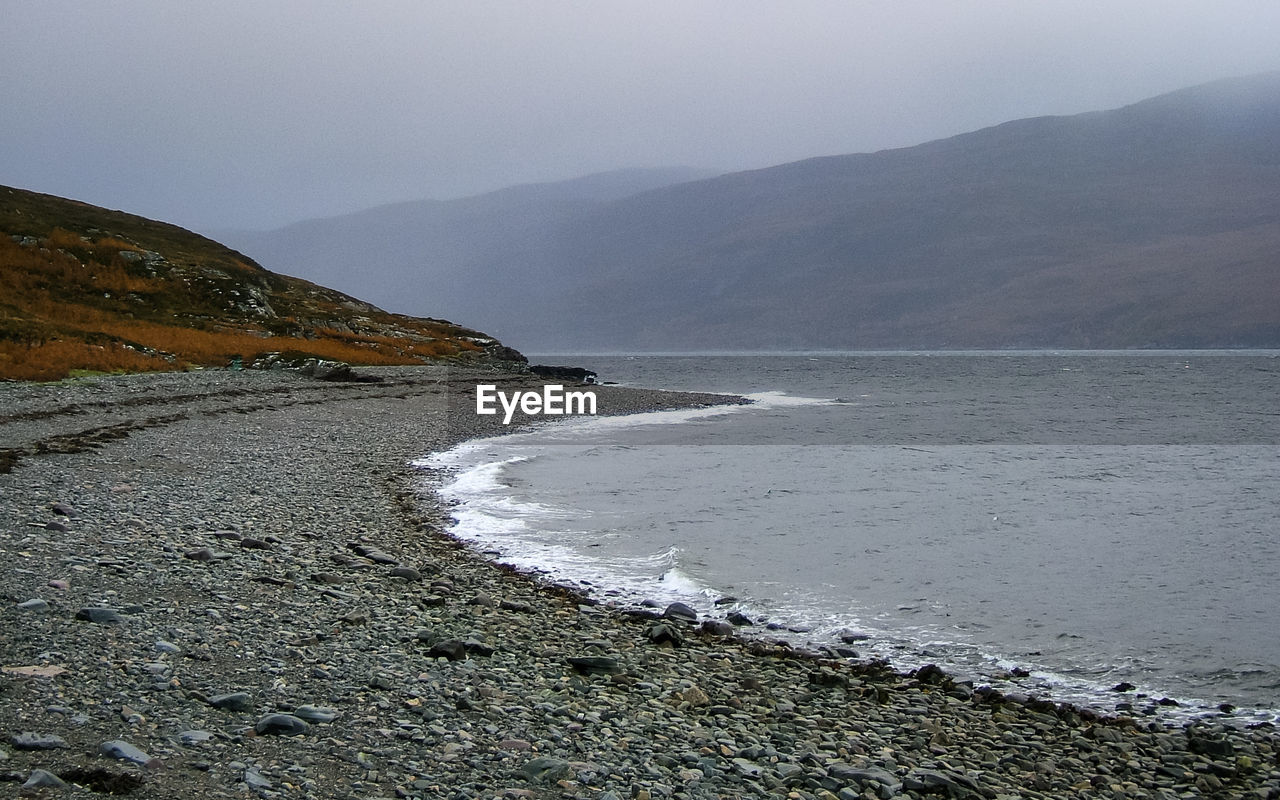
[227,72,1280,350]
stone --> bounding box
[567,656,623,675]
[100,739,158,767]
[428,640,467,661]
[17,598,49,612]
[681,686,711,706]
[74,607,122,624]
[903,769,978,796]
[254,713,310,736]
[179,730,215,745]
[155,640,181,653]
[521,756,571,784]
[464,638,496,657]
[662,602,698,623]
[500,598,533,612]
[731,758,763,778]
[23,769,67,789]
[10,732,67,750]
[727,611,754,626]
[292,705,339,723]
[184,547,215,561]
[51,502,77,517]
[239,537,271,550]
[244,768,272,789]
[388,566,422,581]
[209,692,254,712]
[647,622,684,646]
[700,619,734,636]
[45,520,68,532]
[1188,735,1235,758]
[913,663,950,684]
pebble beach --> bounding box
[1,365,1277,799]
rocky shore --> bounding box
[1,366,1277,799]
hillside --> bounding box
[215,167,718,334]
[228,73,1280,351]
[0,187,515,380]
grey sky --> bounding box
[4,1,1280,232]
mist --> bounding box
[4,1,1279,231]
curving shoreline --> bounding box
[1,366,1278,798]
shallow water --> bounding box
[422,353,1280,723]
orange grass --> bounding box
[1,228,484,380]
[0,338,171,382]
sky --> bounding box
[4,1,1280,233]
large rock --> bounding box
[662,602,698,623]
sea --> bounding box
[419,352,1280,725]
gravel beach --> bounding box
[1,365,1277,799]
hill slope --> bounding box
[231,73,1280,350]
[0,187,515,380]
[215,167,718,335]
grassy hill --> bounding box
[0,186,510,380]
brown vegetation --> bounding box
[1,187,494,381]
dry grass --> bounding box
[1,222,489,380]
[0,339,170,382]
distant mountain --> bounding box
[0,186,515,381]
[215,167,719,333]
[228,75,1280,351]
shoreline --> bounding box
[421,390,1276,730]
[1,366,1277,798]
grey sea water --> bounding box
[423,353,1280,723]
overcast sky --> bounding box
[4,1,1280,232]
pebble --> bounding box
[244,767,271,789]
[253,713,310,736]
[17,598,50,612]
[208,692,254,712]
[100,739,158,767]
[74,607,122,624]
[10,732,67,750]
[2,369,1278,800]
[291,705,340,723]
[179,730,215,745]
[23,768,67,788]
[567,656,623,675]
[663,602,699,623]
[521,756,571,784]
